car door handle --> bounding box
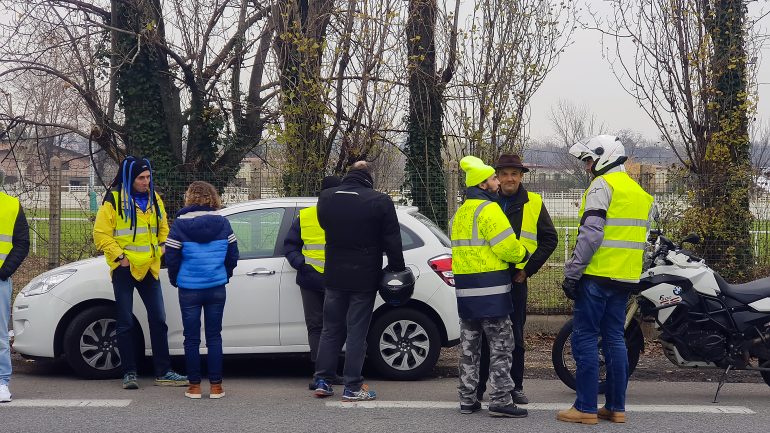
[246,268,276,276]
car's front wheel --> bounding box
[366,308,442,380]
[63,305,123,379]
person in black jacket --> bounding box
[0,169,30,402]
[283,175,342,389]
[311,161,405,402]
[477,154,558,404]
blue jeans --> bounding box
[314,289,376,391]
[178,286,226,384]
[112,267,172,377]
[0,278,11,385]
[571,278,629,413]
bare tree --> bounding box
[548,99,605,189]
[0,0,277,212]
[444,0,578,163]
[596,0,758,279]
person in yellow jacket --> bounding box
[93,156,187,390]
[283,175,342,389]
[558,135,654,425]
[0,169,30,402]
[451,156,530,418]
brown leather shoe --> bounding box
[557,407,598,425]
[598,407,626,423]
[185,383,202,399]
[210,383,225,399]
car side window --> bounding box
[226,208,286,259]
[401,224,424,251]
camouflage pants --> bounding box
[457,317,514,406]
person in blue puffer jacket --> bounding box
[165,181,239,400]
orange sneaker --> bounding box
[598,407,626,423]
[185,383,202,399]
[210,383,225,399]
[557,407,598,425]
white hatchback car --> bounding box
[12,198,459,380]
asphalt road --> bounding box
[2,355,770,433]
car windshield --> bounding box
[411,211,451,248]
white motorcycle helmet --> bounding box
[569,134,628,176]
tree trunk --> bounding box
[692,0,753,280]
[273,0,333,196]
[405,0,447,228]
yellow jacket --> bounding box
[93,194,169,280]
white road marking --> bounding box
[0,399,132,408]
[325,401,755,414]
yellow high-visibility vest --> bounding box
[578,171,654,281]
[110,190,164,272]
[451,198,528,319]
[299,206,326,273]
[0,193,21,268]
[514,192,543,270]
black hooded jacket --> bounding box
[317,170,405,292]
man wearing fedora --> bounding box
[476,154,558,404]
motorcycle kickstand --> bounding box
[712,365,732,403]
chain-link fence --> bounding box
[4,153,770,315]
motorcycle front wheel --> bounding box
[551,318,644,393]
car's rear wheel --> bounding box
[366,308,441,380]
[63,305,124,379]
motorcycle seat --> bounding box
[713,273,770,304]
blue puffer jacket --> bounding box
[165,205,239,289]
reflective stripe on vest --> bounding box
[578,171,653,281]
[299,206,326,273]
[110,190,161,266]
[0,193,21,269]
[451,199,516,319]
[515,191,543,270]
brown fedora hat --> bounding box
[495,154,529,173]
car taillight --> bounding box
[429,254,454,287]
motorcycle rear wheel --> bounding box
[551,318,644,394]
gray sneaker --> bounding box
[155,370,188,387]
[122,372,139,390]
[512,389,529,404]
[489,403,528,418]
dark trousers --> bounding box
[300,287,325,363]
[178,286,226,384]
[314,289,376,391]
[111,266,171,376]
[479,281,527,392]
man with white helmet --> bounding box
[557,135,654,425]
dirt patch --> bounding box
[433,333,767,385]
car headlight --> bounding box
[20,269,76,297]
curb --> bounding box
[525,315,570,334]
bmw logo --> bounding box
[673,286,682,295]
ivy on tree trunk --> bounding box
[405,0,447,229]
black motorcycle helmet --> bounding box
[379,268,416,306]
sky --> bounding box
[525,0,770,141]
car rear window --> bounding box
[411,211,451,248]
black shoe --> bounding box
[460,401,482,414]
[511,389,529,405]
[488,404,528,418]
